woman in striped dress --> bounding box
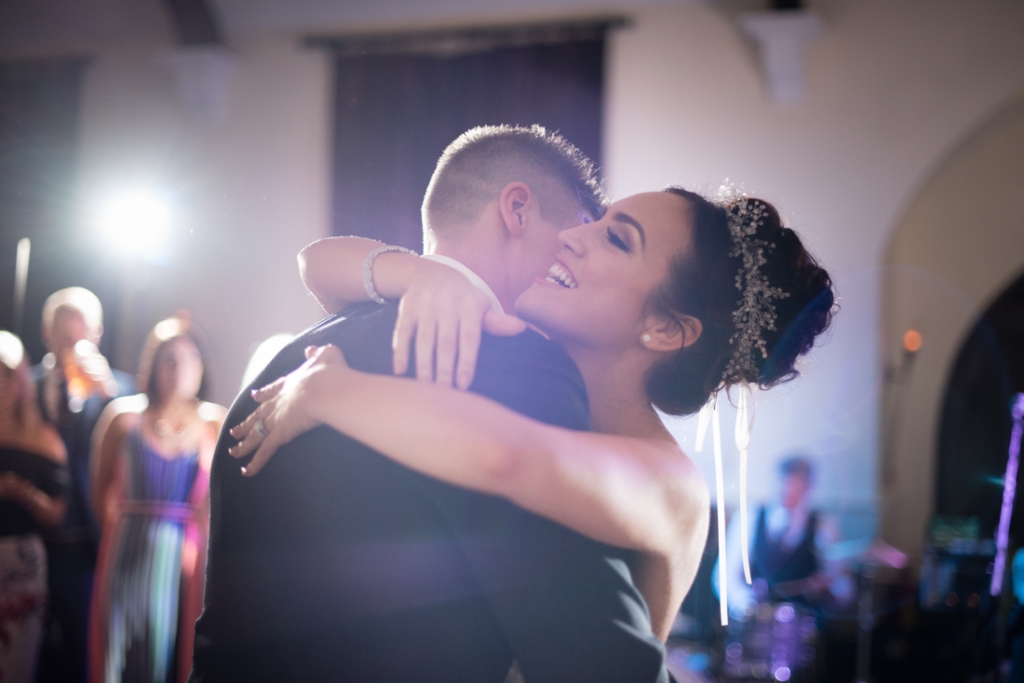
[89,316,225,683]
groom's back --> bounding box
[191,305,667,683]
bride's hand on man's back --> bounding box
[391,260,525,390]
[229,345,348,476]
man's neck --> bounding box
[430,240,515,312]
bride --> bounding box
[231,187,834,639]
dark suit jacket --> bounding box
[191,304,669,683]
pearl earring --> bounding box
[641,333,652,343]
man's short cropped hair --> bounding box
[422,125,606,245]
[41,287,103,335]
[779,455,814,482]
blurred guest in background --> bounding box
[89,315,224,683]
[726,455,851,616]
[0,331,68,682]
[33,287,135,683]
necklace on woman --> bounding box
[152,414,200,452]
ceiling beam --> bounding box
[163,0,223,45]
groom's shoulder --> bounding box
[473,329,591,432]
[293,303,400,370]
[236,303,396,398]
[478,328,577,377]
[298,302,398,347]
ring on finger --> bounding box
[254,419,270,440]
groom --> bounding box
[190,126,670,682]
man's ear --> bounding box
[498,182,534,238]
[641,314,702,352]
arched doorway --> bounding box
[881,91,1024,558]
[935,270,1024,539]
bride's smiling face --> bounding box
[515,191,694,349]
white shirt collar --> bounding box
[765,503,810,549]
[421,254,504,315]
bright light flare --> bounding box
[98,191,171,258]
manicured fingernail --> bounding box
[240,466,249,476]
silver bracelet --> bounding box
[363,245,416,304]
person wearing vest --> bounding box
[725,455,848,617]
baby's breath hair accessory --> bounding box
[714,182,790,386]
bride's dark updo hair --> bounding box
[646,187,835,416]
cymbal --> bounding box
[855,539,909,569]
[826,537,909,569]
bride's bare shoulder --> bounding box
[679,448,710,503]
[644,433,706,484]
[657,440,710,519]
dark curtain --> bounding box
[0,58,95,363]
[936,268,1024,539]
[323,23,611,249]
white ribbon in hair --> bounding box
[696,382,756,626]
[735,383,755,587]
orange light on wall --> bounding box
[903,328,923,354]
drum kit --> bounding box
[719,539,907,683]
[721,599,818,682]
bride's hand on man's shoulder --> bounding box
[228,345,348,476]
[392,259,526,391]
